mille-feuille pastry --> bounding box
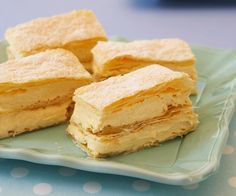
[67,64,198,157]
[92,39,197,92]
[5,10,107,71]
[0,49,92,139]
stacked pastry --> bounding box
[67,65,198,157]
[5,10,107,71]
[0,49,92,139]
[92,39,197,93]
[1,9,199,157]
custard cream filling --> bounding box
[71,92,191,133]
[0,101,71,139]
[0,79,88,113]
[67,110,198,156]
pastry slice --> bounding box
[92,39,197,93]
[5,10,107,71]
[0,49,92,139]
[67,64,198,157]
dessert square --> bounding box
[67,64,198,157]
[5,10,107,71]
[0,49,92,138]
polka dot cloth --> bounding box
[228,177,236,188]
[0,111,236,195]
[182,183,199,190]
[132,180,150,192]
[223,145,235,155]
[83,182,102,194]
[33,183,53,195]
[11,167,29,178]
[58,167,76,177]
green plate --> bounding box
[0,40,235,185]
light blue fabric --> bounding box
[0,112,236,195]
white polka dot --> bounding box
[132,180,150,192]
[223,145,235,155]
[11,167,29,178]
[182,183,199,190]
[33,183,53,195]
[58,167,76,176]
[228,177,236,188]
[83,182,102,194]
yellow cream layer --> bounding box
[67,110,198,157]
[71,92,191,133]
[0,101,71,139]
[0,79,88,113]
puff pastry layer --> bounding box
[92,39,197,92]
[5,10,107,71]
[0,49,92,138]
[68,64,198,157]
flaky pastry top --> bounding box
[74,64,193,111]
[5,10,107,56]
[0,49,92,86]
[92,39,195,70]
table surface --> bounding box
[0,1,236,195]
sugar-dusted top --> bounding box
[92,39,195,69]
[74,64,192,111]
[0,49,92,85]
[5,10,107,56]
